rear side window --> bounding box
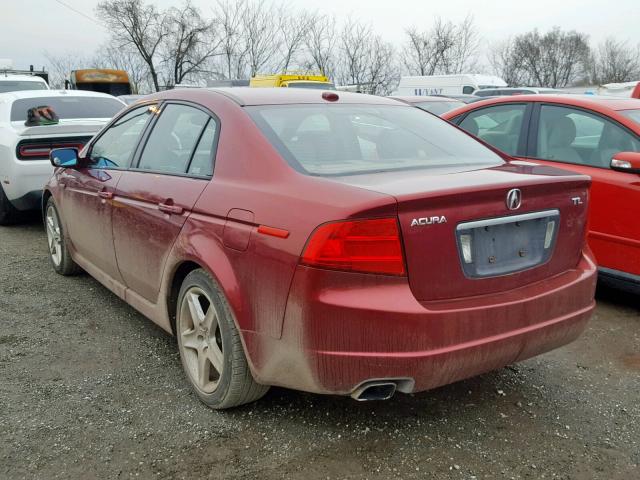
[137,104,211,175]
[11,96,123,121]
[248,104,503,176]
[188,120,218,177]
[458,104,527,156]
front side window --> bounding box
[249,104,503,176]
[458,104,527,156]
[88,105,154,169]
[137,104,211,175]
[535,105,640,168]
[462,86,475,94]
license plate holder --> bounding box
[456,210,560,278]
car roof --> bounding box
[148,87,403,107]
[0,74,47,83]
[450,94,640,112]
[389,95,460,104]
[0,89,122,103]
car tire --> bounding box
[0,184,20,226]
[45,198,81,276]
[176,269,269,409]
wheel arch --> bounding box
[166,259,204,336]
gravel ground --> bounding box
[1,218,639,480]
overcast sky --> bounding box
[3,0,640,71]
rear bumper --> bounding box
[1,158,52,210]
[244,250,597,395]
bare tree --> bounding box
[488,39,528,86]
[513,28,591,87]
[96,0,168,92]
[93,41,151,93]
[337,19,372,88]
[277,7,310,72]
[241,1,282,76]
[402,16,479,76]
[162,1,220,87]
[593,37,640,84]
[214,0,249,79]
[304,13,337,77]
[335,19,397,94]
[441,15,479,74]
[44,51,90,89]
[402,27,441,76]
[366,37,399,95]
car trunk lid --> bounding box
[336,162,590,301]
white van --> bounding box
[394,74,507,96]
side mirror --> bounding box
[50,148,78,168]
[610,152,640,174]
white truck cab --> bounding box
[0,74,49,93]
[394,74,507,96]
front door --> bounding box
[526,104,640,277]
[112,102,219,303]
[61,104,156,285]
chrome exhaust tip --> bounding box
[351,381,397,401]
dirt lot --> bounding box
[1,218,638,480]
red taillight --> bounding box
[301,217,406,276]
[16,140,87,160]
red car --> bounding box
[443,95,640,291]
[44,88,596,409]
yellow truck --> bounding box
[249,73,335,90]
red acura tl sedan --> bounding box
[44,88,596,409]
[443,95,640,291]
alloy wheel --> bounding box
[45,206,62,267]
[179,287,224,394]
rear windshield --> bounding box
[10,96,124,121]
[248,104,503,176]
[416,100,463,115]
[0,81,47,93]
[620,109,640,126]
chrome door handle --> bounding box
[98,190,113,199]
[158,203,183,215]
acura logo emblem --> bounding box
[506,189,522,210]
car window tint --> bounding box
[188,119,218,177]
[89,105,154,169]
[462,86,475,95]
[249,104,503,176]
[138,104,209,174]
[458,104,526,156]
[536,105,640,168]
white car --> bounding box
[0,90,125,224]
[0,74,50,93]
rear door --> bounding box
[112,102,219,303]
[524,104,640,277]
[60,104,155,286]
